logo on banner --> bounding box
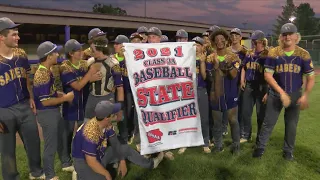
[168,130,177,136]
[146,129,163,143]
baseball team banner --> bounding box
[123,42,204,155]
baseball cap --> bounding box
[207,25,221,33]
[202,32,209,37]
[95,100,122,120]
[88,28,106,40]
[113,35,129,44]
[64,39,83,53]
[0,17,20,32]
[230,28,242,36]
[281,23,298,34]
[161,35,169,42]
[137,26,148,33]
[37,41,63,59]
[192,36,204,45]
[176,29,188,38]
[147,27,162,36]
[130,32,143,40]
[251,30,265,40]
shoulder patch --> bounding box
[80,60,88,71]
[33,68,51,86]
[82,119,102,144]
[226,50,240,63]
[83,48,93,58]
[294,46,311,61]
[260,49,269,58]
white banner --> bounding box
[124,42,204,155]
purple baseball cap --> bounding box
[95,101,122,120]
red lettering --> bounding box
[167,83,180,101]
[147,48,158,57]
[137,88,147,107]
[145,86,157,105]
[180,81,194,100]
[158,85,171,104]
[174,46,183,57]
[133,49,145,61]
[160,47,171,56]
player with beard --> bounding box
[228,28,248,139]
[240,30,268,144]
[253,23,315,160]
[208,29,241,154]
[34,41,76,179]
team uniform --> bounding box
[60,60,89,162]
[34,64,72,179]
[241,48,268,142]
[0,48,43,180]
[255,45,314,157]
[211,51,241,151]
[84,57,123,121]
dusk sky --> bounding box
[1,0,320,34]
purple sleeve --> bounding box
[111,64,123,87]
[242,56,249,68]
[264,56,276,71]
[105,128,116,138]
[82,138,98,157]
[206,62,213,72]
[61,71,78,86]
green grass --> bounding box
[8,78,320,180]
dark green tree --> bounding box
[272,0,296,35]
[295,3,319,35]
[92,3,127,16]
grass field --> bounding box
[5,76,320,180]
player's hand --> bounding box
[90,71,102,82]
[117,160,127,178]
[297,94,309,110]
[262,94,268,104]
[240,80,246,91]
[116,110,123,122]
[29,99,37,115]
[105,171,112,180]
[280,93,291,108]
[64,91,75,103]
[199,51,206,62]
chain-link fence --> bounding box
[267,35,320,66]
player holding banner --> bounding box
[253,23,315,160]
[208,29,241,154]
[178,36,212,154]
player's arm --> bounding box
[264,55,285,94]
[302,57,315,97]
[112,64,124,102]
[41,96,71,107]
[227,60,239,79]
[85,155,112,179]
[200,60,207,80]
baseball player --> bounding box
[0,17,44,180]
[240,30,268,144]
[60,39,102,170]
[130,32,143,43]
[175,29,188,42]
[137,26,148,43]
[253,23,315,160]
[33,41,75,179]
[84,37,124,126]
[72,100,164,180]
[228,28,248,139]
[208,29,241,154]
[83,28,107,60]
[160,35,169,42]
[112,35,132,143]
[178,37,212,154]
